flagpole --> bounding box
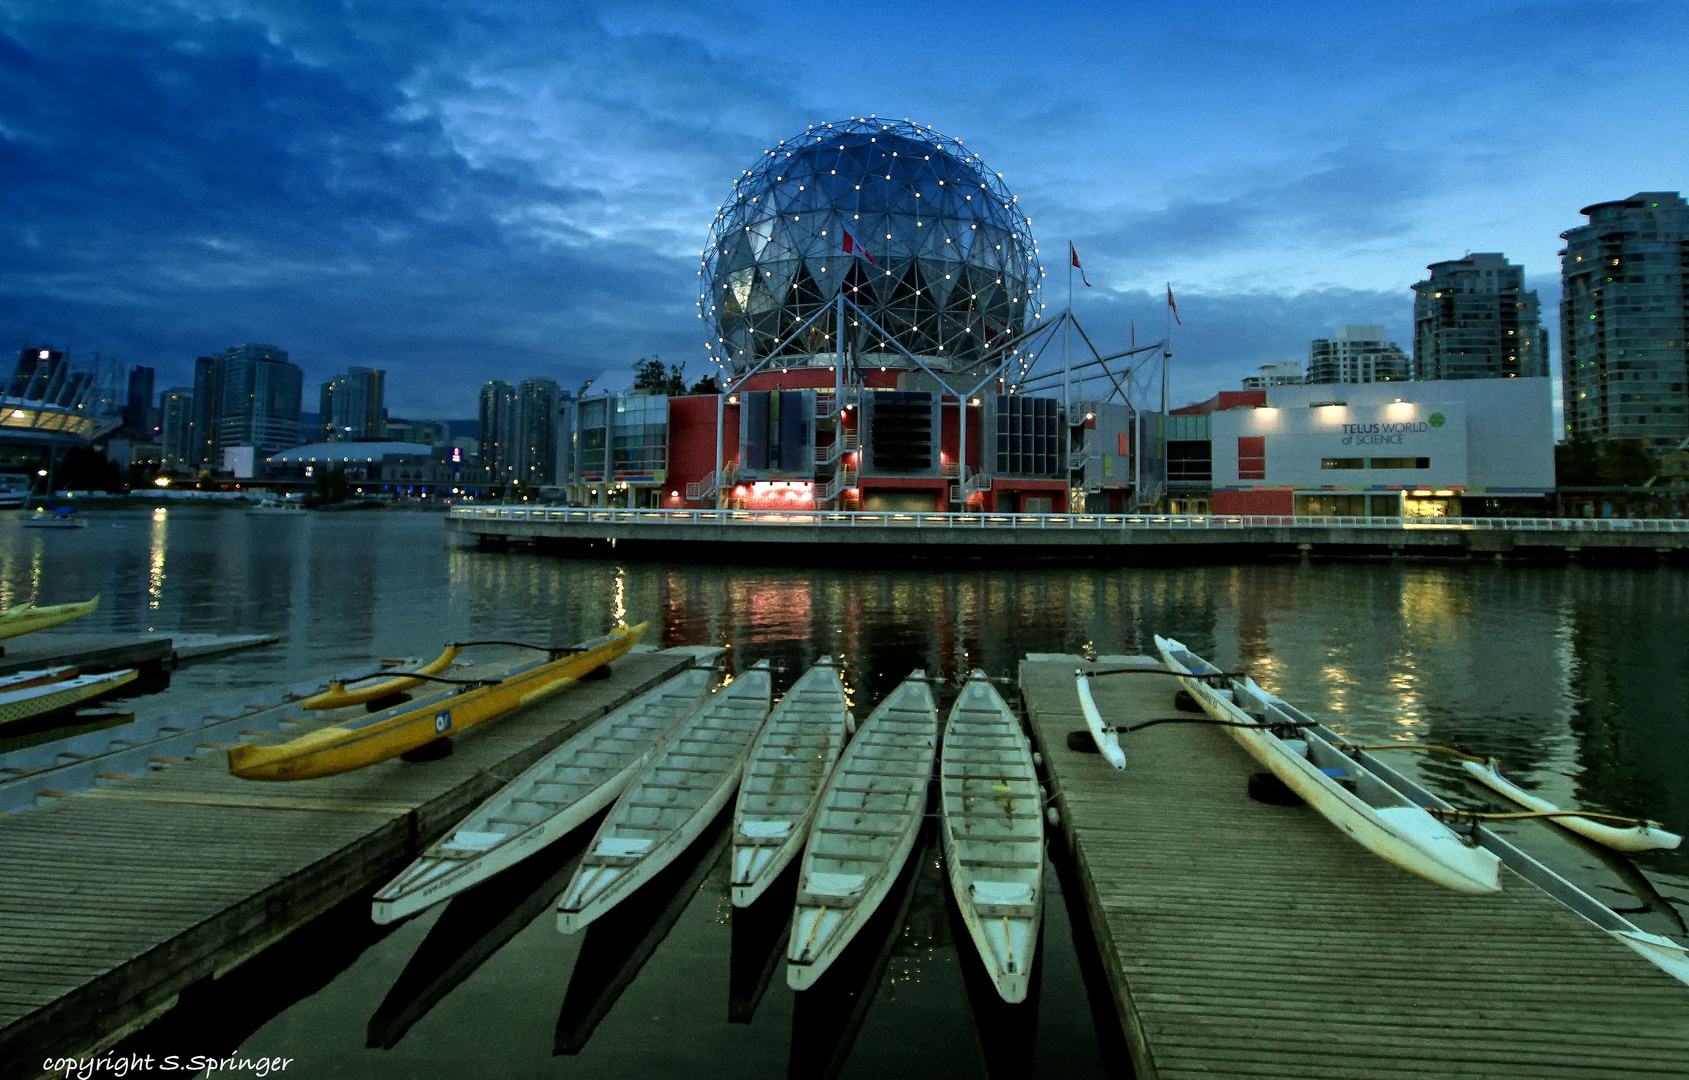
[1063,247,1072,412]
[1162,282,1172,513]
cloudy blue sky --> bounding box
[2,0,1683,417]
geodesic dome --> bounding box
[698,118,1043,375]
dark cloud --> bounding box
[0,2,1675,417]
[0,2,752,414]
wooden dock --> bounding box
[1018,654,1689,1080]
[0,633,172,677]
[0,646,716,1078]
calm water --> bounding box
[8,506,1686,1077]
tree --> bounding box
[306,465,349,507]
[1555,436,1657,487]
[632,356,685,396]
[688,373,721,394]
[60,446,123,492]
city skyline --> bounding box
[2,1,1684,416]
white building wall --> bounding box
[1210,377,1552,493]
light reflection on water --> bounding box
[6,508,1687,1073]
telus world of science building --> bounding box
[558,117,1553,518]
[562,118,1157,514]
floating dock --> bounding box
[1018,654,1689,1080]
[0,633,172,677]
[0,646,715,1078]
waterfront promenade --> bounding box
[1018,655,1689,1079]
[0,647,715,1079]
[448,506,1689,560]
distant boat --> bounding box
[247,498,307,516]
[0,595,100,641]
[0,476,31,510]
[23,506,86,529]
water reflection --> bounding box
[787,829,929,1080]
[728,863,797,1024]
[554,816,731,1055]
[367,818,595,1049]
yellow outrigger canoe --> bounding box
[0,595,100,642]
[0,668,137,727]
[228,623,647,781]
[300,645,465,710]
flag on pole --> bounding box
[1166,283,1181,325]
[1069,243,1091,287]
[842,230,876,265]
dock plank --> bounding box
[1019,654,1689,1080]
[0,647,714,1079]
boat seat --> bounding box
[972,880,1034,905]
[806,871,867,897]
[739,820,794,839]
[441,830,505,852]
[594,836,654,857]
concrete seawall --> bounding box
[446,507,1689,562]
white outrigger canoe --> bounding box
[1155,635,1501,895]
[1074,671,1125,769]
[731,658,853,907]
[1461,759,1682,853]
[370,666,716,924]
[788,670,938,990]
[940,671,1043,1004]
[557,662,772,934]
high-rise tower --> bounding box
[1306,326,1409,384]
[214,344,302,456]
[478,380,517,481]
[1560,192,1689,450]
[1412,254,1546,380]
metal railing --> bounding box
[683,470,718,501]
[450,507,1689,533]
[818,468,859,502]
[816,432,860,466]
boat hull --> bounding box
[787,674,937,990]
[556,668,772,934]
[227,624,645,781]
[371,666,713,923]
[0,668,136,727]
[373,764,636,924]
[731,660,851,908]
[940,672,1044,1004]
[0,596,99,641]
[557,764,742,934]
[788,818,920,991]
